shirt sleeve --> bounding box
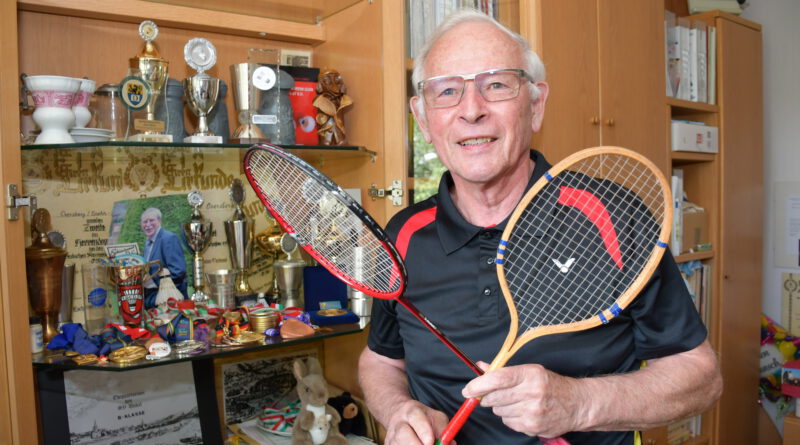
[629,250,708,360]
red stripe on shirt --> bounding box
[395,206,437,260]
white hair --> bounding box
[141,207,162,221]
[411,9,546,118]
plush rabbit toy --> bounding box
[291,357,348,445]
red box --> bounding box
[283,66,319,145]
[782,359,800,398]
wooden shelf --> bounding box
[671,151,716,164]
[675,250,715,263]
[667,97,719,113]
[18,0,327,44]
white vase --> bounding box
[72,78,96,128]
[24,75,81,144]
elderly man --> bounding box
[140,207,187,308]
[358,10,721,445]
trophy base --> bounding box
[128,133,173,142]
[184,134,223,143]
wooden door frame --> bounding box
[0,1,39,444]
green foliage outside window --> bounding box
[411,119,447,203]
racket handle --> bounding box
[437,397,481,444]
[540,437,571,445]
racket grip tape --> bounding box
[540,437,571,444]
[436,397,481,444]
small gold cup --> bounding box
[249,311,277,333]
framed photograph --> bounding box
[36,361,222,445]
[213,343,323,430]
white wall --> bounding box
[740,1,800,322]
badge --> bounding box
[119,76,151,110]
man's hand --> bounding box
[383,399,453,445]
[461,341,721,436]
[461,362,580,438]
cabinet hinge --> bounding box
[368,180,404,206]
[6,184,36,221]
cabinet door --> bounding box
[530,0,601,163]
[0,1,38,443]
[597,0,668,172]
[530,0,667,172]
[716,16,763,445]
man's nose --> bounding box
[458,82,487,123]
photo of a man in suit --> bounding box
[141,207,188,308]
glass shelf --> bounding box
[33,320,366,372]
[21,141,376,160]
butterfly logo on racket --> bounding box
[552,257,576,273]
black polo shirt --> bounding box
[368,150,707,445]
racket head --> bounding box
[495,146,672,361]
[243,144,407,300]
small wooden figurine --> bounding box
[312,69,353,146]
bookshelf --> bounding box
[514,2,763,444]
[647,8,764,445]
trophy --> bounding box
[230,63,267,143]
[224,179,255,296]
[25,208,67,343]
[182,191,212,302]
[127,20,171,142]
[183,38,222,143]
[274,233,305,308]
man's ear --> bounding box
[530,81,549,133]
[409,96,432,143]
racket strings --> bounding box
[503,153,666,333]
[246,150,402,295]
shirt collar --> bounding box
[436,149,552,254]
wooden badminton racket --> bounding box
[436,146,672,444]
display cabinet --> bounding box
[1,1,409,443]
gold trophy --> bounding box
[224,179,254,296]
[182,191,212,302]
[128,20,171,142]
[183,38,222,143]
[25,208,67,343]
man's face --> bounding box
[411,22,548,188]
[140,213,161,238]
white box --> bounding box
[671,120,719,153]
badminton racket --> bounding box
[243,143,483,375]
[436,146,672,444]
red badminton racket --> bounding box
[243,143,483,375]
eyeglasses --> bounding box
[417,69,533,109]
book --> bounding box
[689,21,707,102]
[707,25,717,104]
[670,169,684,254]
[677,17,692,101]
[694,21,708,102]
[665,10,679,97]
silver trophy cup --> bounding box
[224,179,254,295]
[184,73,220,141]
[182,191,212,302]
[230,63,266,142]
